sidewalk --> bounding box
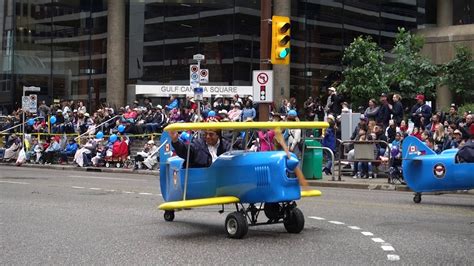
[2,162,472,195]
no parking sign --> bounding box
[252,70,273,103]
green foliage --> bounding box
[459,103,474,116]
[387,28,439,99]
[339,36,388,107]
[441,45,474,103]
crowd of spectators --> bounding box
[0,88,472,176]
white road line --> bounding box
[308,216,326,220]
[72,186,85,189]
[387,254,400,261]
[381,246,395,251]
[68,175,147,182]
[157,193,162,196]
[0,181,29,185]
[361,231,374,236]
[328,221,345,225]
[138,192,153,195]
[348,226,361,230]
[104,189,116,192]
[372,238,385,243]
[89,188,102,190]
[123,191,134,194]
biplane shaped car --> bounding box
[157,121,328,238]
[402,136,474,203]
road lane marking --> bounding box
[72,186,85,189]
[308,216,400,262]
[381,245,395,251]
[0,181,29,185]
[372,238,385,243]
[69,185,159,196]
[139,192,153,195]
[308,216,326,220]
[123,191,134,194]
[104,189,116,192]
[89,188,102,190]
[68,175,148,182]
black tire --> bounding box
[413,193,422,204]
[264,203,281,220]
[164,210,175,222]
[284,207,305,234]
[225,212,248,239]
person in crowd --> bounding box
[433,125,448,154]
[456,124,474,162]
[134,140,158,170]
[170,126,231,168]
[352,129,373,179]
[411,127,422,140]
[38,100,51,118]
[460,114,473,140]
[304,96,316,121]
[165,96,179,111]
[390,94,404,126]
[213,95,224,111]
[364,98,379,122]
[285,110,302,158]
[325,87,342,116]
[43,136,61,164]
[386,119,398,143]
[3,134,21,162]
[77,101,87,114]
[279,98,289,117]
[241,101,256,122]
[228,103,243,122]
[410,94,432,128]
[448,129,464,149]
[59,138,78,164]
[427,113,442,133]
[257,129,275,152]
[322,115,336,175]
[399,120,408,135]
[377,93,391,129]
[446,103,460,126]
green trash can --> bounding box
[302,139,323,180]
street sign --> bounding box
[193,54,205,61]
[200,69,209,83]
[194,87,204,101]
[190,65,200,83]
[23,86,40,92]
[252,70,273,103]
[29,94,37,113]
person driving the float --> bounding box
[169,128,231,168]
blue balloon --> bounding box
[50,116,57,124]
[109,134,118,143]
[27,118,35,126]
[96,131,104,139]
[118,124,125,133]
[208,110,216,117]
[180,132,190,142]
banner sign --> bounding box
[134,85,253,97]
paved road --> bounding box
[1,166,473,265]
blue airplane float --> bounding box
[402,136,474,203]
[157,121,328,238]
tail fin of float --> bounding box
[159,132,174,196]
[402,136,436,160]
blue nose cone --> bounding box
[286,156,299,171]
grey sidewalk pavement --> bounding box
[1,162,472,195]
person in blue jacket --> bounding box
[170,128,231,168]
[322,115,336,175]
[59,138,78,164]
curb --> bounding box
[307,180,411,192]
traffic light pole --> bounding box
[259,0,272,121]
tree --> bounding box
[441,45,474,104]
[387,28,439,99]
[339,36,388,107]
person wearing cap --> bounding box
[59,138,78,164]
[285,110,302,158]
[410,94,432,128]
[169,127,231,168]
[228,103,242,122]
[447,129,464,149]
[52,109,65,134]
[350,114,369,141]
[43,135,61,164]
[134,140,158,170]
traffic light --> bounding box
[271,16,291,65]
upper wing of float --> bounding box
[164,121,329,131]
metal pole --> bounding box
[22,88,25,152]
[197,59,201,119]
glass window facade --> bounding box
[1,0,427,113]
